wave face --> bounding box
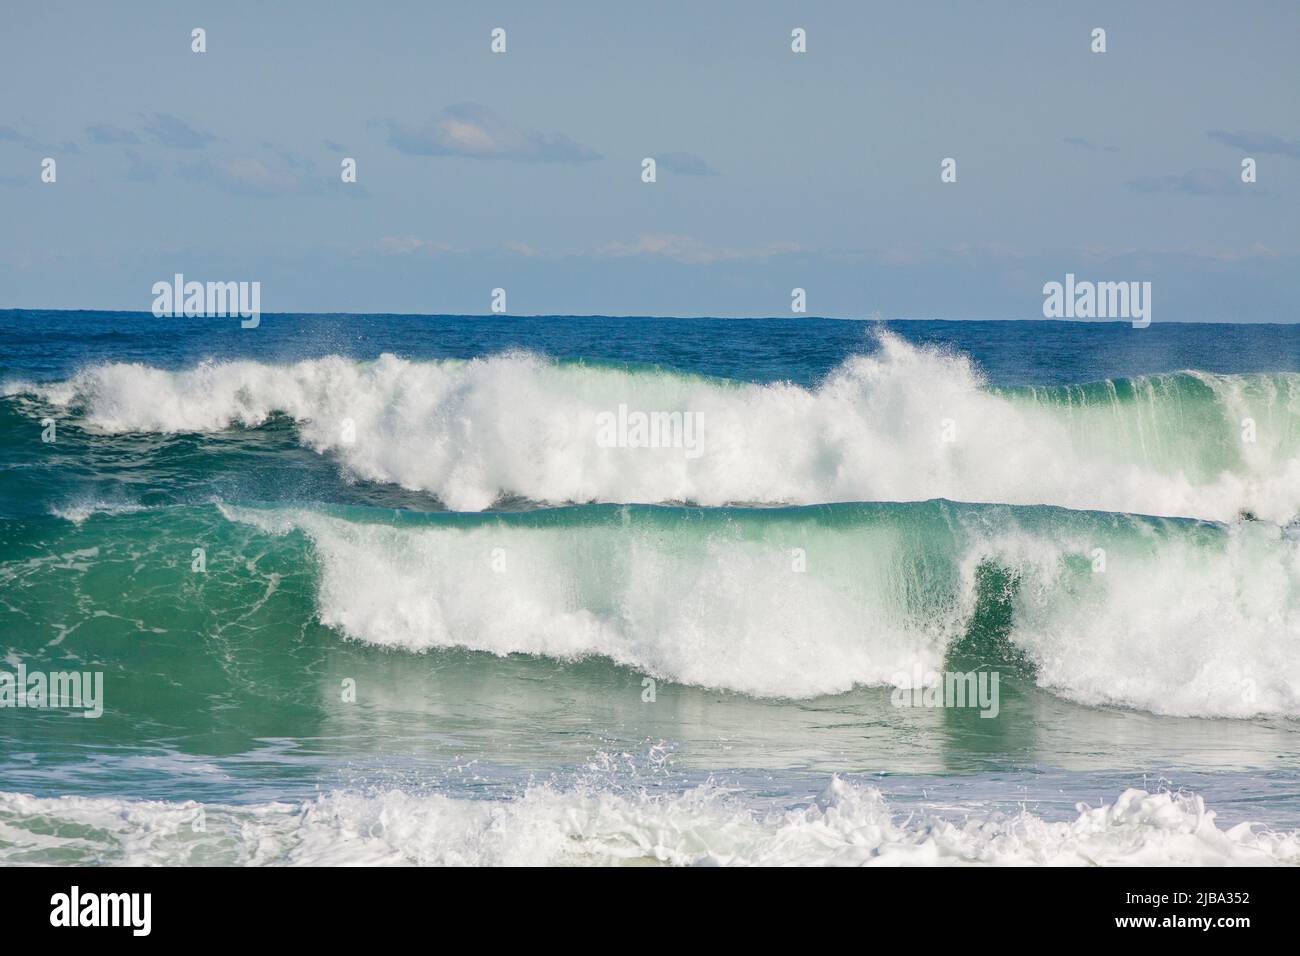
[1,781,1296,866]
[219,500,1300,717]
[11,332,1299,521]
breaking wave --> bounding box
[1,780,1295,866]
[10,332,1299,520]
[219,499,1300,717]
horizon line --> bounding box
[1,308,1295,327]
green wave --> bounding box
[3,498,1294,719]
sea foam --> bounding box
[221,501,1300,717]
[1,781,1295,866]
[18,333,1300,522]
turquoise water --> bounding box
[1,312,1298,865]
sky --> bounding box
[1,0,1298,321]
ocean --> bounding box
[1,310,1298,865]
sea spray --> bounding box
[220,499,1300,717]
[2,781,1297,867]
[13,334,1298,521]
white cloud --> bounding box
[386,104,600,163]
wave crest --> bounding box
[221,500,1300,717]
[15,333,1300,521]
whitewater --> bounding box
[2,779,1298,866]
[214,499,1300,718]
[10,332,1299,521]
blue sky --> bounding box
[2,0,1298,320]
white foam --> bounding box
[21,335,1300,521]
[975,520,1300,718]
[221,503,1300,717]
[49,499,148,525]
[1,781,1294,866]
[223,503,954,698]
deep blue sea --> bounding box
[1,310,1297,865]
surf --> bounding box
[212,499,1299,716]
[5,496,1296,718]
[1,780,1295,866]
[7,332,1298,522]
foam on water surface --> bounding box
[14,332,1299,521]
[1,781,1295,867]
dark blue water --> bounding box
[4,310,1298,387]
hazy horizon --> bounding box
[5,307,1299,327]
